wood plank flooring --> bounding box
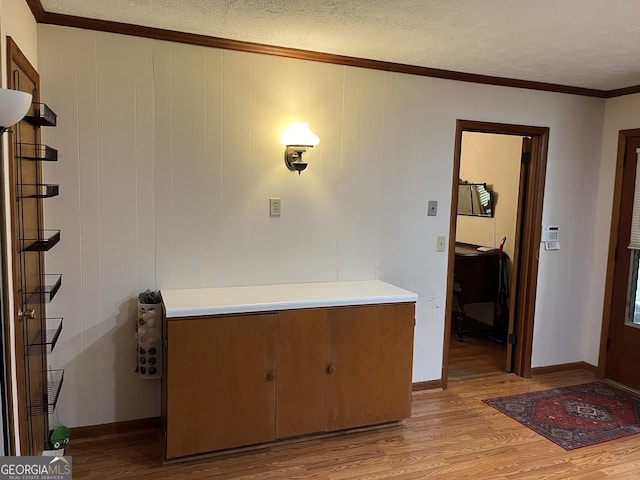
[448,332,507,380]
[67,369,640,479]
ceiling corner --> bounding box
[25,0,46,22]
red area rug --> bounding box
[483,382,640,450]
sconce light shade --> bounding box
[0,88,32,134]
[280,122,320,148]
[280,122,320,174]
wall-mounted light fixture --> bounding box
[280,122,319,174]
[0,88,32,134]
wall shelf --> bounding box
[24,102,57,127]
[21,229,60,252]
[8,47,64,455]
[27,318,63,356]
[18,184,59,199]
[24,274,62,305]
[16,143,58,162]
[9,53,63,453]
[29,369,64,416]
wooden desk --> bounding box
[453,243,499,341]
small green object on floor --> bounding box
[51,425,70,449]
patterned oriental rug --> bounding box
[483,382,640,450]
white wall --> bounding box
[1,0,38,454]
[38,24,605,428]
[1,0,38,75]
[530,103,606,368]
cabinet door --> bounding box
[166,314,277,458]
[277,308,327,439]
[326,303,415,431]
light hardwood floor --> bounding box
[67,369,640,479]
[448,332,507,380]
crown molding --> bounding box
[26,0,639,99]
[603,85,640,99]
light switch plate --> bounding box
[436,236,446,252]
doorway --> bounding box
[442,120,550,388]
[599,130,640,391]
[448,131,523,380]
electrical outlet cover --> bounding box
[270,197,281,217]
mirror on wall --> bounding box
[458,183,494,217]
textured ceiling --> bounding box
[40,0,640,91]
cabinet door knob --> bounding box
[267,371,276,381]
[327,364,336,374]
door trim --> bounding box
[598,128,640,377]
[0,41,15,457]
[442,120,550,388]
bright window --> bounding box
[627,249,640,326]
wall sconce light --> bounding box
[0,88,32,134]
[280,122,320,174]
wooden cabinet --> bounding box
[276,308,327,439]
[165,313,277,458]
[163,302,415,459]
[326,304,415,431]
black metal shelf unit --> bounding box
[17,101,65,422]
[24,102,57,127]
[27,318,63,356]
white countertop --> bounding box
[162,280,418,318]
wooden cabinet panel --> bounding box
[325,303,415,431]
[166,314,277,458]
[276,308,327,439]
[163,301,416,459]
